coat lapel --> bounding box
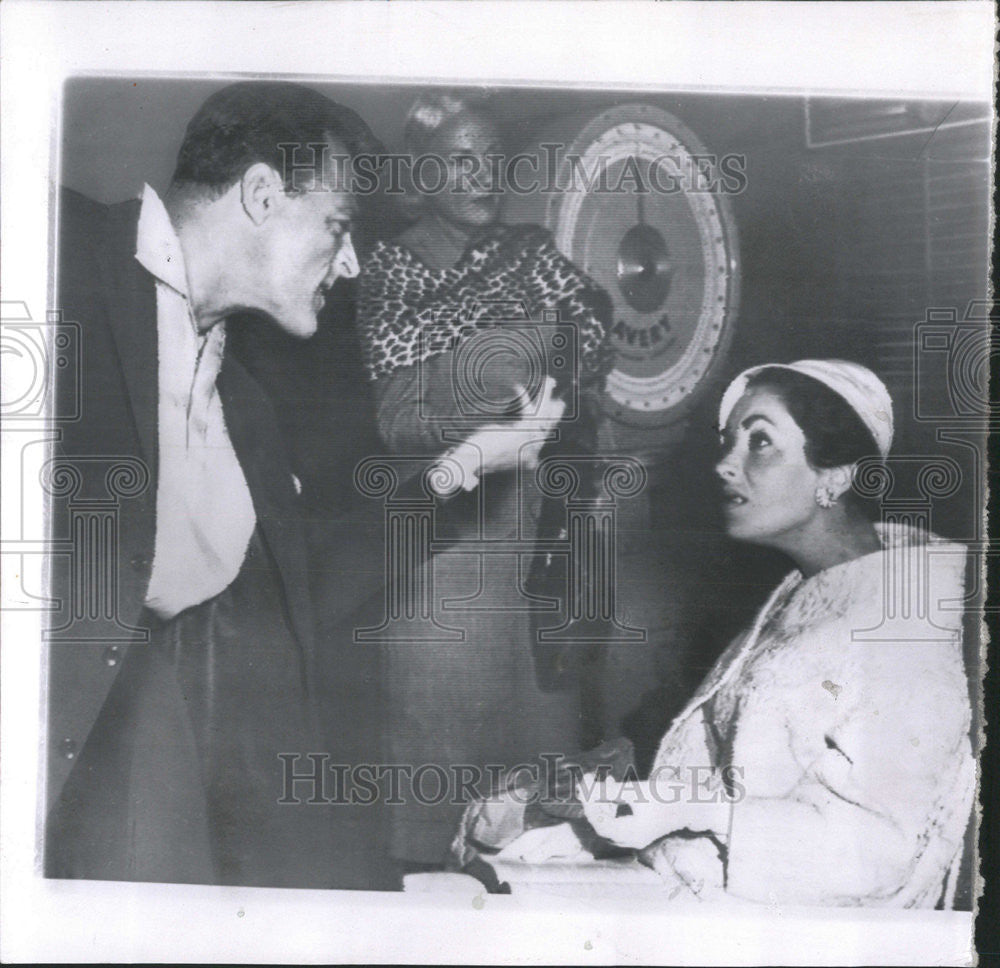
[96,199,159,478]
[92,197,314,666]
[217,352,316,664]
[665,571,801,732]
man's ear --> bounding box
[819,464,854,502]
[240,163,284,226]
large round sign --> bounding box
[504,103,740,431]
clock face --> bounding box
[546,105,740,426]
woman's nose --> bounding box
[715,450,738,481]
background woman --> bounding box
[357,90,613,868]
[455,359,974,908]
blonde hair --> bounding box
[403,89,496,155]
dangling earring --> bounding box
[815,486,837,509]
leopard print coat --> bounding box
[357,223,613,395]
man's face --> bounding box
[253,141,359,338]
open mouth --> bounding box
[313,277,334,310]
[722,487,747,507]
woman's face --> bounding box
[425,110,503,230]
[715,386,827,549]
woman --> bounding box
[357,91,613,867]
[453,359,974,908]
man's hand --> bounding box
[436,376,565,492]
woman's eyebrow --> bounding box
[740,413,776,430]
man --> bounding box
[44,81,404,890]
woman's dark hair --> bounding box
[744,367,881,468]
[171,81,381,195]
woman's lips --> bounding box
[722,487,747,508]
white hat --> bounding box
[718,359,894,458]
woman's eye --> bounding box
[748,430,771,451]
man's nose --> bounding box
[333,233,359,280]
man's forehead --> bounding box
[322,188,358,221]
[311,139,359,217]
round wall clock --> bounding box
[505,103,741,436]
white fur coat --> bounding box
[646,523,974,907]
